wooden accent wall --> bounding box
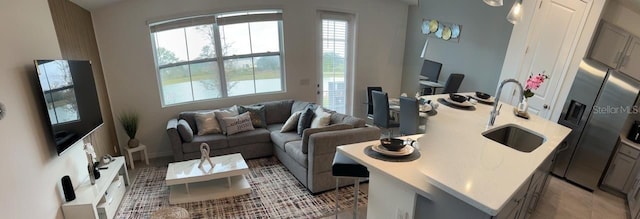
[47,0,118,156]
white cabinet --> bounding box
[603,139,640,194]
[629,172,640,219]
[620,37,640,79]
[589,22,632,68]
[62,157,129,219]
[590,22,640,81]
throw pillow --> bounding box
[214,106,239,135]
[238,105,267,128]
[281,111,302,132]
[177,119,194,142]
[194,111,221,135]
[297,108,315,136]
[310,106,331,128]
[220,112,255,135]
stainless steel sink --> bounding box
[482,124,546,152]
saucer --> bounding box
[372,144,414,157]
[444,98,474,107]
[469,95,495,104]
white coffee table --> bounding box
[165,153,251,204]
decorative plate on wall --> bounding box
[451,24,461,39]
[442,26,452,40]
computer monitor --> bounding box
[419,59,442,82]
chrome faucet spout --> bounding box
[488,79,524,127]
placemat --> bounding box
[364,145,421,162]
[437,98,476,111]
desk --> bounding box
[419,80,444,95]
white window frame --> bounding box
[149,10,285,107]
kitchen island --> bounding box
[337,93,572,218]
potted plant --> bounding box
[119,111,139,148]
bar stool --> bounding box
[332,151,369,218]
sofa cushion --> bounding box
[194,111,222,135]
[214,106,239,134]
[227,128,271,147]
[284,141,308,168]
[330,113,366,128]
[311,107,331,128]
[281,111,301,132]
[266,123,285,132]
[297,108,315,136]
[271,132,302,151]
[178,110,213,132]
[292,101,317,113]
[220,112,255,136]
[262,100,294,124]
[183,134,228,153]
[177,119,194,142]
[238,105,267,128]
[302,123,353,154]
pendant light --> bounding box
[507,0,523,24]
[483,0,504,7]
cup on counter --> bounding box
[469,98,478,105]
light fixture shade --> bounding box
[507,1,523,24]
[483,0,504,7]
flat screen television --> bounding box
[419,59,443,82]
[34,60,103,155]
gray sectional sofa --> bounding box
[166,99,380,193]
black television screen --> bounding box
[420,59,443,82]
[34,60,103,155]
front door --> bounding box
[517,0,586,118]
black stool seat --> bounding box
[332,152,369,178]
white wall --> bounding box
[0,0,92,218]
[91,0,409,158]
[602,0,640,37]
[401,0,514,96]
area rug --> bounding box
[115,157,367,218]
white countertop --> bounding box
[337,93,571,215]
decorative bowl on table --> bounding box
[380,138,406,151]
[449,93,468,103]
[475,91,491,100]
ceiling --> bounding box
[70,0,417,11]
[616,0,640,14]
[69,0,125,10]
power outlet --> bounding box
[396,208,409,219]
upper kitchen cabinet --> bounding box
[590,21,640,80]
[589,22,632,68]
[620,37,640,79]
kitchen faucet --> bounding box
[488,79,524,127]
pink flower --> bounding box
[523,73,548,98]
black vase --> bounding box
[93,162,101,179]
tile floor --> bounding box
[126,157,627,219]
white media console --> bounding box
[62,156,130,219]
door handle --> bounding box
[543,104,549,109]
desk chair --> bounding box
[372,90,399,137]
[399,96,420,136]
[441,73,465,94]
[366,87,382,119]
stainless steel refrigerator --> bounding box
[555,59,640,191]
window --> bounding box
[150,10,284,106]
